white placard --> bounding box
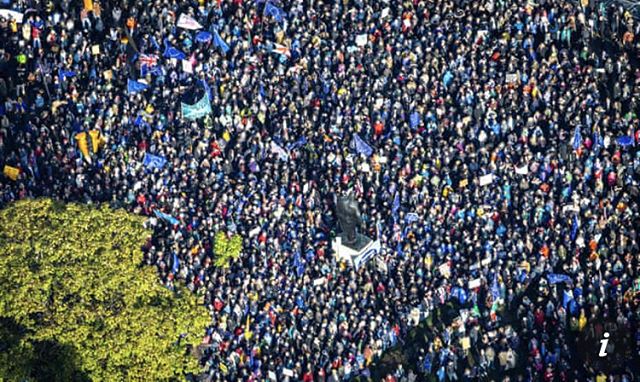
[182,59,193,73]
[248,226,261,238]
[283,368,294,377]
[439,262,451,278]
[356,34,368,47]
[468,278,482,289]
[177,14,203,30]
[479,173,494,186]
[0,9,23,23]
[410,308,421,326]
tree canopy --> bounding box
[0,199,210,381]
[213,231,243,268]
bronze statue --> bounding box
[336,194,363,248]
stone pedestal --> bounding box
[332,234,381,269]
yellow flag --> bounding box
[425,253,433,269]
[275,30,285,43]
[75,132,90,159]
[219,362,228,374]
[244,316,253,340]
[532,86,539,99]
[83,0,93,11]
[578,314,587,331]
[3,165,20,181]
[88,130,101,153]
[222,130,231,142]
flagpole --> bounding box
[37,59,52,100]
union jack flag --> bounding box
[138,54,159,67]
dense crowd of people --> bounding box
[1,0,640,381]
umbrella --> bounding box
[195,31,212,43]
[616,135,634,146]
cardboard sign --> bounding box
[91,45,100,55]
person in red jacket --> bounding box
[302,364,314,382]
[374,120,384,136]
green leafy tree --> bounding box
[0,199,210,382]
[213,231,243,268]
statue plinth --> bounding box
[339,232,371,251]
[332,234,380,270]
[333,193,381,269]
